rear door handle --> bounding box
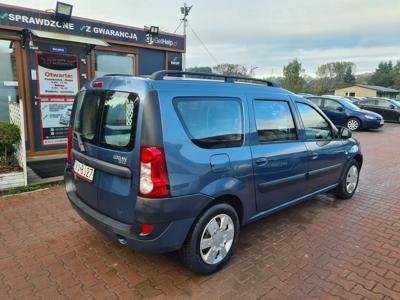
[255,157,268,166]
[311,152,319,160]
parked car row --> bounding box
[301,95,400,131]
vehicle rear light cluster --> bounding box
[140,224,154,236]
[139,146,170,198]
[67,127,73,164]
[92,81,104,88]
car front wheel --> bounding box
[333,159,360,199]
[346,118,361,131]
[180,203,239,275]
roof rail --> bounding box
[103,74,134,77]
[149,70,279,87]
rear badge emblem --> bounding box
[113,154,128,165]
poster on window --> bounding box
[36,52,79,96]
[39,97,74,146]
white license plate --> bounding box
[380,120,384,125]
[73,160,95,182]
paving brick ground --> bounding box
[1,124,400,299]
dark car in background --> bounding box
[305,95,384,131]
[354,98,400,123]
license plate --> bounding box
[73,160,95,182]
[380,120,384,125]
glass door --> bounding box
[93,49,136,78]
[0,40,19,122]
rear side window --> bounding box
[297,103,332,140]
[72,90,139,151]
[309,98,323,107]
[324,99,342,110]
[174,97,243,149]
[253,100,297,142]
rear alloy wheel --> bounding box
[346,118,360,131]
[180,203,239,275]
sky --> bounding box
[3,0,400,77]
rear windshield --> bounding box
[72,90,139,151]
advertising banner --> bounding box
[167,53,183,71]
[36,52,79,146]
[0,4,185,51]
[36,52,79,96]
[39,97,74,146]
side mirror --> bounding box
[336,106,344,112]
[338,127,352,139]
[390,105,395,109]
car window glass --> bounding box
[297,103,332,140]
[174,97,243,149]
[253,100,297,142]
[324,99,342,110]
[100,92,139,148]
[377,99,392,108]
[73,92,101,141]
[309,98,322,107]
[363,99,376,105]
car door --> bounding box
[295,101,346,194]
[322,99,346,126]
[250,97,309,212]
[376,99,397,121]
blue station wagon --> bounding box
[65,71,363,274]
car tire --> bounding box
[180,203,239,275]
[346,118,361,131]
[333,159,360,199]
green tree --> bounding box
[393,61,400,90]
[186,66,213,74]
[281,59,305,93]
[212,64,252,77]
[343,66,355,85]
[369,61,394,87]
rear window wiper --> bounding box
[73,131,86,152]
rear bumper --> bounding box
[65,168,214,253]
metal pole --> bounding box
[180,3,192,71]
[183,4,186,71]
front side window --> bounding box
[253,100,297,142]
[377,99,392,108]
[324,99,342,110]
[297,103,332,140]
[95,51,135,77]
[174,97,243,149]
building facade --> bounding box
[334,84,400,98]
[0,3,185,158]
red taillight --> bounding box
[67,127,73,164]
[92,81,104,88]
[139,146,170,198]
[140,224,154,236]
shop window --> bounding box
[0,40,18,122]
[94,51,135,77]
